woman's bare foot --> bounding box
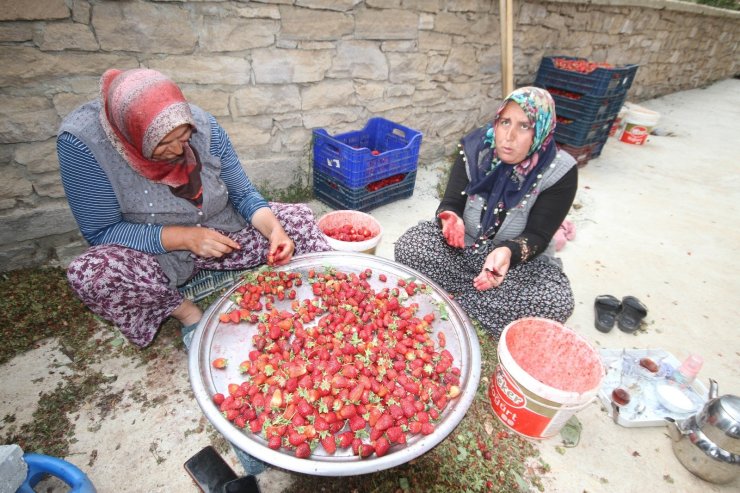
[171,299,203,327]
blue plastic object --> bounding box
[312,117,422,188]
[18,453,96,493]
[534,56,639,98]
[314,169,417,211]
[553,114,614,147]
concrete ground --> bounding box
[1,78,738,492]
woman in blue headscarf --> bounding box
[395,87,578,338]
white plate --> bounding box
[655,383,697,414]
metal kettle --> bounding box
[665,379,740,484]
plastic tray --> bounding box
[188,252,481,476]
[598,348,710,428]
[312,117,422,188]
[313,169,416,212]
[535,56,639,98]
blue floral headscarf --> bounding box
[465,87,557,235]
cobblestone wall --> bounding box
[1,0,738,271]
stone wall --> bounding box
[1,0,738,271]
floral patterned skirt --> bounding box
[394,220,574,339]
[66,203,331,347]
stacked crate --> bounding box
[534,56,639,167]
[312,118,422,211]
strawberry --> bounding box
[358,443,375,458]
[314,416,329,432]
[388,404,403,420]
[223,409,239,421]
[288,430,307,447]
[212,357,228,369]
[229,310,240,324]
[212,393,225,406]
[249,418,262,434]
[297,399,313,417]
[270,389,283,409]
[399,400,414,419]
[321,434,337,454]
[295,442,311,459]
[421,422,435,435]
[228,383,240,397]
[407,421,423,434]
[337,431,354,448]
[349,414,366,432]
[375,413,394,432]
[374,437,391,457]
[267,435,282,450]
[385,426,404,444]
[369,427,383,441]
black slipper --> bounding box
[616,296,648,333]
[594,295,621,333]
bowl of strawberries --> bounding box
[317,210,383,255]
[188,252,481,476]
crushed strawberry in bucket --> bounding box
[489,317,604,439]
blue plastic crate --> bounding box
[554,113,615,147]
[178,269,246,302]
[313,169,416,212]
[545,90,626,124]
[535,56,639,98]
[313,117,422,188]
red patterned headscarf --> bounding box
[99,68,200,192]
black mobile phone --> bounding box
[184,445,238,493]
[222,475,261,493]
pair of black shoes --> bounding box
[594,295,648,333]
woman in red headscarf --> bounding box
[57,68,330,348]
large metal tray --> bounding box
[188,252,481,476]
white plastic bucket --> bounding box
[488,317,604,439]
[619,104,660,145]
[317,210,382,255]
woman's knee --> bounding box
[394,223,439,263]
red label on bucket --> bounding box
[620,124,649,145]
[489,365,552,437]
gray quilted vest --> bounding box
[59,101,247,286]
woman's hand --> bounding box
[437,210,465,248]
[267,228,295,266]
[251,208,295,266]
[162,225,240,258]
[473,246,512,291]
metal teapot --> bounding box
[665,379,740,484]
